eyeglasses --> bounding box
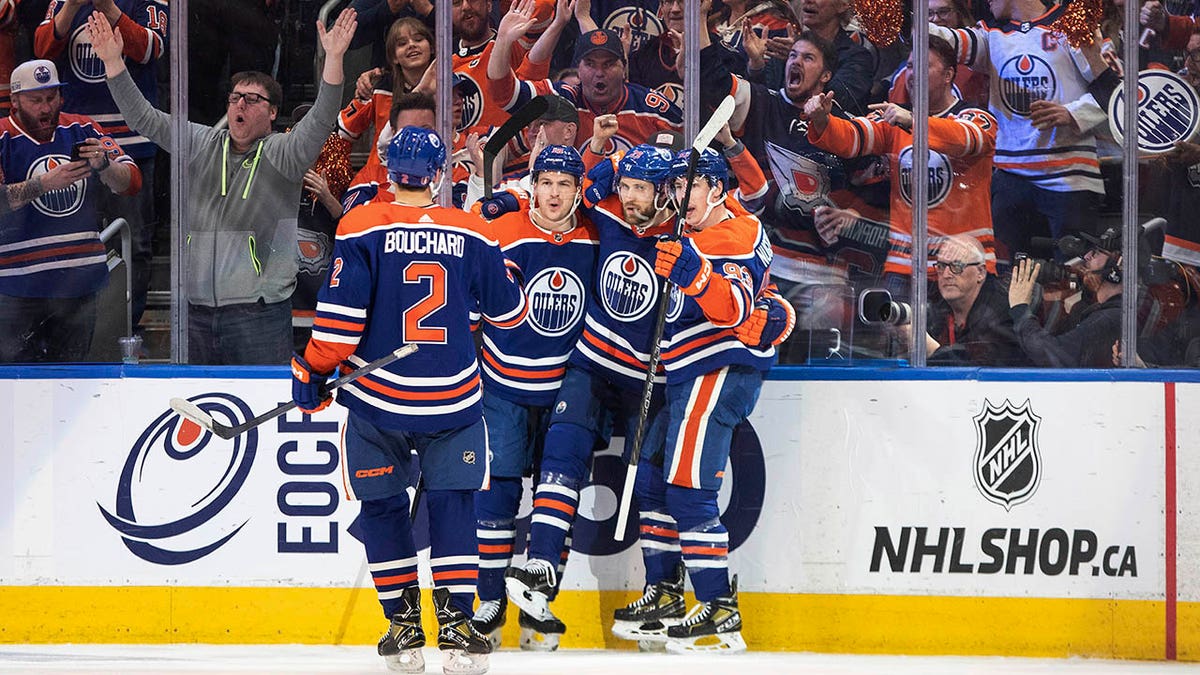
[929,7,958,19]
[935,260,984,275]
[228,92,272,106]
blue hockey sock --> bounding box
[427,489,480,616]
[636,458,681,586]
[474,476,522,602]
[666,484,729,601]
[358,492,418,619]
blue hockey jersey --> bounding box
[304,202,528,433]
[570,193,670,389]
[0,113,139,298]
[482,207,599,407]
[36,0,167,160]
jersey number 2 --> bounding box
[403,261,448,343]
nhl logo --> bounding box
[972,399,1042,511]
[463,451,476,465]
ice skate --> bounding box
[377,586,426,673]
[665,576,747,654]
[471,596,507,651]
[435,587,491,674]
[518,608,566,651]
[611,561,686,644]
[504,558,556,620]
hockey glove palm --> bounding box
[655,238,712,296]
[734,295,796,348]
[291,354,333,413]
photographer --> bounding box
[1008,245,1123,368]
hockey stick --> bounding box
[170,344,419,440]
[613,96,737,541]
[483,95,551,199]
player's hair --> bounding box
[229,71,282,109]
[389,92,437,128]
[793,30,837,75]
[385,17,435,91]
[929,35,958,75]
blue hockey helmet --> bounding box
[532,144,585,181]
[616,144,674,186]
[669,147,729,187]
[387,126,447,188]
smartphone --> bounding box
[70,142,88,162]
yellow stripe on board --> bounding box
[0,587,1174,660]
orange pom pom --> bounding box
[1050,0,1103,48]
[854,0,904,47]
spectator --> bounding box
[1008,245,1123,368]
[35,0,168,335]
[794,0,874,115]
[626,0,683,104]
[930,1,1110,264]
[700,26,879,362]
[348,0,434,68]
[188,0,279,125]
[0,58,140,363]
[89,9,356,365]
[339,17,433,179]
[887,0,987,109]
[922,234,1025,366]
[806,35,998,300]
[489,4,683,156]
[342,90,436,214]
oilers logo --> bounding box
[602,6,663,54]
[29,156,85,217]
[455,73,484,131]
[897,146,953,208]
[69,24,106,83]
[297,228,331,276]
[656,82,684,108]
[998,54,1056,117]
[600,251,657,321]
[526,266,586,337]
[98,394,258,564]
[765,141,836,217]
[1108,70,1200,155]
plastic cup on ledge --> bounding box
[118,335,142,365]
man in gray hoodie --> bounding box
[87,8,358,364]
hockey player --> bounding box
[291,126,527,675]
[470,144,598,651]
[504,144,682,641]
[652,147,773,653]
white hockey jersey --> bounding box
[932,7,1106,194]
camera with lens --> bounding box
[1012,252,1076,285]
[858,288,912,325]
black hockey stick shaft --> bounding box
[171,344,419,440]
[483,95,550,199]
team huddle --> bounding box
[290,119,794,674]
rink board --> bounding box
[0,367,1196,659]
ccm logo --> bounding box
[355,465,394,478]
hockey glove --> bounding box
[477,191,521,220]
[734,295,797,349]
[291,353,333,413]
[655,238,712,296]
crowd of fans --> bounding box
[2,0,1200,368]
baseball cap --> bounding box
[574,29,626,65]
[539,95,579,124]
[10,60,63,95]
[647,130,684,153]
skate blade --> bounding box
[383,648,426,673]
[442,648,489,675]
[610,619,677,642]
[504,577,550,620]
[665,631,747,654]
[519,626,560,651]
